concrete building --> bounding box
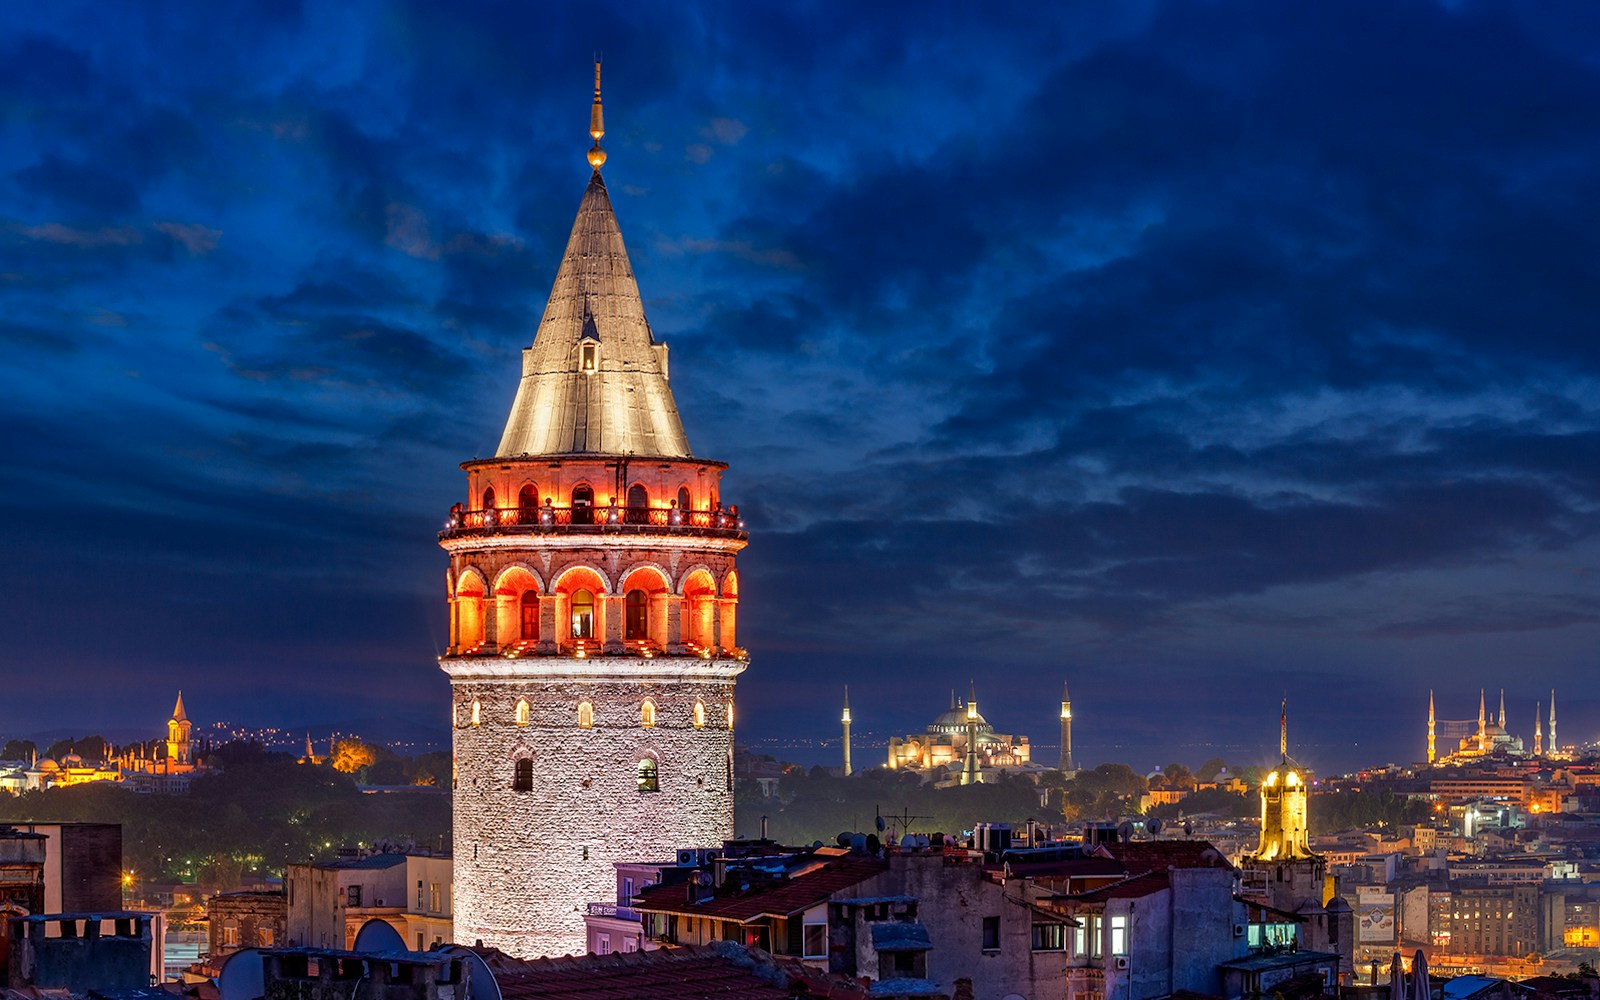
[208,889,286,958]
[286,852,451,952]
[4,912,153,993]
[0,823,123,915]
[442,65,747,958]
[0,827,47,918]
[582,858,673,956]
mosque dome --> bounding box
[61,753,83,767]
[928,706,992,735]
[35,759,58,772]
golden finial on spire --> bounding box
[587,58,607,170]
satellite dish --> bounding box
[217,949,264,1000]
[353,918,406,953]
[1117,822,1134,843]
[441,946,503,1000]
[1148,818,1163,836]
[836,832,852,847]
[875,815,886,833]
[696,871,713,886]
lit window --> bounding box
[1032,923,1065,951]
[1110,914,1127,956]
[727,700,735,729]
[637,758,659,793]
[470,700,481,726]
[693,701,706,728]
[641,699,656,728]
[578,702,594,729]
[514,699,529,726]
[1072,923,1087,956]
[258,928,275,947]
[581,342,597,373]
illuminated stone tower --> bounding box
[959,685,982,786]
[440,65,748,958]
[1427,690,1436,765]
[165,692,192,767]
[841,686,853,777]
[1477,689,1488,753]
[1498,688,1506,729]
[1535,702,1543,756]
[1059,682,1075,775]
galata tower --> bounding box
[439,64,748,958]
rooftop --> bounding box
[478,942,867,1000]
[633,858,887,922]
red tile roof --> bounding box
[480,943,868,999]
[1097,840,1233,875]
[1066,871,1172,902]
[633,858,887,922]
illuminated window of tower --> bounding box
[577,701,594,729]
[580,342,598,373]
[641,699,657,728]
[677,486,691,511]
[482,486,495,511]
[514,699,529,726]
[693,701,706,729]
[518,483,538,512]
[571,589,595,639]
[520,591,538,641]
[727,700,735,729]
[636,757,659,793]
[470,700,481,726]
[572,484,594,524]
[625,589,647,640]
[512,758,533,792]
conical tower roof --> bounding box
[496,170,692,459]
[171,691,188,723]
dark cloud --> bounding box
[0,0,1596,767]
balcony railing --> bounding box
[440,503,746,541]
[585,902,641,922]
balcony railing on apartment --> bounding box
[440,503,745,541]
[585,902,641,922]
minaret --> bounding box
[1427,690,1436,765]
[1549,690,1557,754]
[1059,682,1075,775]
[1498,688,1506,729]
[960,683,982,786]
[1478,689,1487,753]
[442,63,749,958]
[841,686,853,777]
[1535,702,1543,756]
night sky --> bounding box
[4,2,1598,774]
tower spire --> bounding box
[1535,702,1543,756]
[1427,690,1436,765]
[1280,695,1288,758]
[841,685,852,777]
[1478,689,1487,753]
[587,58,607,171]
[1059,681,1074,775]
[1498,688,1505,729]
[1550,690,1557,752]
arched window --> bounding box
[625,589,647,640]
[693,701,706,729]
[577,702,594,729]
[626,484,648,524]
[641,699,657,728]
[482,486,496,511]
[572,485,594,524]
[519,484,538,511]
[520,591,539,641]
[470,700,481,726]
[571,589,595,639]
[727,700,735,730]
[513,758,533,792]
[677,486,691,512]
[636,758,659,793]
[514,699,529,726]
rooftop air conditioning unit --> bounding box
[1114,957,1130,970]
[1234,924,1246,938]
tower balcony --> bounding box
[439,502,746,542]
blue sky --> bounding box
[2,1,1597,772]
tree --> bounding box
[1162,763,1195,790]
[2,739,36,761]
[329,739,377,775]
[1195,757,1228,783]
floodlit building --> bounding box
[285,852,452,952]
[440,65,747,958]
[884,690,1035,783]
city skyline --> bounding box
[2,2,1598,771]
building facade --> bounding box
[442,67,748,958]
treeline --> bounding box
[1309,789,1433,834]
[0,741,449,889]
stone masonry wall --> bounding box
[449,659,741,958]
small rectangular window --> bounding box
[258,927,275,947]
[1073,923,1087,956]
[981,915,1001,951]
[1032,923,1066,951]
[1110,914,1128,956]
[804,923,827,958]
[1089,915,1102,958]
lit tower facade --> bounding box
[1477,689,1488,753]
[1427,690,1436,765]
[1059,682,1075,775]
[960,685,982,786]
[1535,702,1543,756]
[439,65,748,958]
[841,686,853,777]
[165,692,192,767]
